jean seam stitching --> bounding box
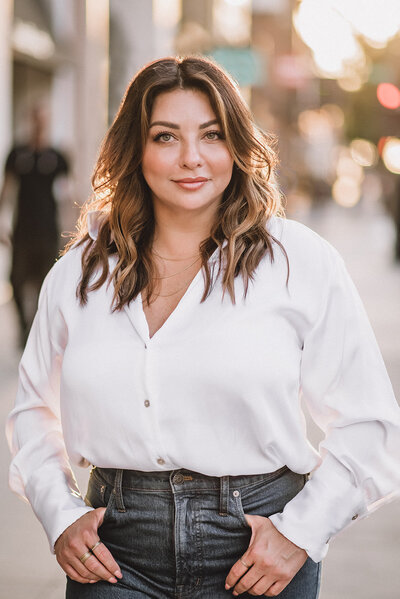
[234,494,251,529]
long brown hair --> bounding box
[63,55,288,308]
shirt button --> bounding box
[157,458,165,466]
[352,514,359,520]
[172,473,185,484]
[144,399,150,407]
[232,490,240,497]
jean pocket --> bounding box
[85,470,115,523]
[231,469,305,529]
[102,486,116,523]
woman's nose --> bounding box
[180,141,203,169]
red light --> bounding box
[377,83,400,110]
[378,136,390,156]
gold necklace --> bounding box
[152,248,200,262]
[153,278,195,298]
[153,256,201,280]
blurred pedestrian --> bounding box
[0,103,70,347]
[6,57,400,598]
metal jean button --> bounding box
[172,473,185,484]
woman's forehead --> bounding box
[150,89,218,124]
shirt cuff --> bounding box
[24,470,94,554]
[269,454,366,563]
[49,506,95,554]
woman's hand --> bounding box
[225,515,307,596]
[54,508,122,585]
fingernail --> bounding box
[108,577,117,583]
[114,570,122,579]
[225,583,231,590]
[89,581,96,584]
[232,592,238,597]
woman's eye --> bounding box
[204,131,222,140]
[154,132,174,142]
[153,130,223,143]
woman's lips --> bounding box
[173,178,209,190]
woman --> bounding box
[6,56,400,598]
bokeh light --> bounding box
[320,104,345,129]
[214,0,251,45]
[332,176,361,207]
[377,83,400,109]
[298,108,333,141]
[13,19,54,60]
[382,137,400,174]
[336,147,365,183]
[294,0,400,83]
[337,73,364,92]
[334,0,400,48]
[294,1,363,78]
[332,146,365,207]
[378,136,391,156]
[350,139,378,167]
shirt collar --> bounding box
[87,210,103,241]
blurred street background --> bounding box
[1,1,400,597]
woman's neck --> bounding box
[152,207,216,259]
[152,227,206,260]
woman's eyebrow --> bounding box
[149,119,219,129]
[199,119,219,129]
[149,121,179,129]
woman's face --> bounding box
[141,88,234,219]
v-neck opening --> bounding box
[122,243,223,345]
[140,265,204,342]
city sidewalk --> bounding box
[300,199,400,599]
[1,199,399,598]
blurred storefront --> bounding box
[1,0,109,216]
[1,0,178,213]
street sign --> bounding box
[208,46,265,87]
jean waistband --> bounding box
[92,465,290,515]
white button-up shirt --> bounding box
[6,212,400,563]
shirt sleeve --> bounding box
[5,264,93,553]
[269,247,400,563]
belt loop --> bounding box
[114,469,126,512]
[219,475,229,516]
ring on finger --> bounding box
[90,541,101,552]
[239,557,251,569]
[79,550,92,564]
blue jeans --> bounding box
[66,466,321,598]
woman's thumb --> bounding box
[94,506,107,527]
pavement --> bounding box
[0,198,399,599]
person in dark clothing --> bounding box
[0,105,70,347]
